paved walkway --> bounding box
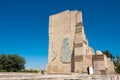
[0,73,119,80]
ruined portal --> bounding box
[46,10,115,75]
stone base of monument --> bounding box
[0,73,120,80]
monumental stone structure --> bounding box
[46,10,115,75]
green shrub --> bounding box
[0,70,7,72]
[19,69,38,73]
[41,70,44,74]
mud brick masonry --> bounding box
[46,10,115,75]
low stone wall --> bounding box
[0,73,119,80]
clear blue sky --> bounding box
[0,0,120,69]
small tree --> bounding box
[102,50,114,60]
[114,55,120,74]
[0,54,7,70]
[0,54,25,72]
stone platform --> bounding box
[0,73,119,80]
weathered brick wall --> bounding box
[47,10,80,73]
[107,58,115,74]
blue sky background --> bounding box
[0,0,120,69]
